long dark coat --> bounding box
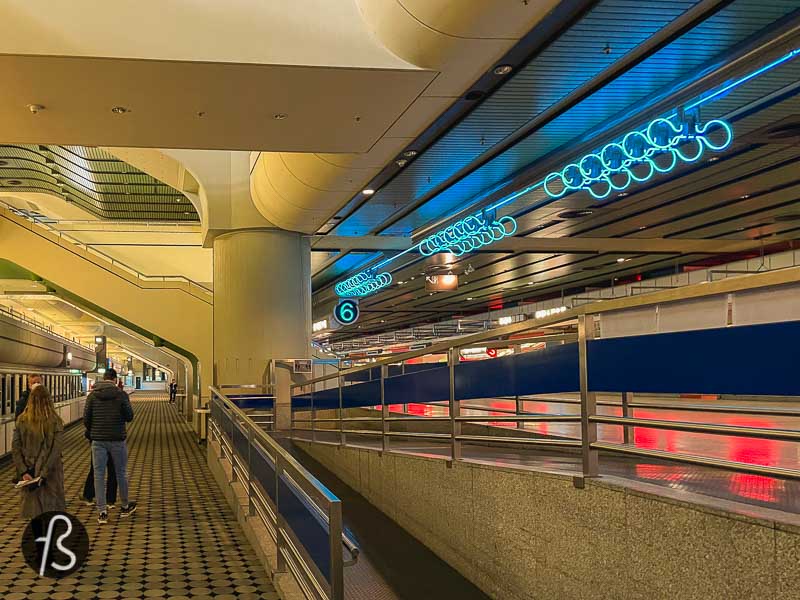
[12,414,66,518]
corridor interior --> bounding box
[0,393,278,600]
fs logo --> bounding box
[22,511,89,578]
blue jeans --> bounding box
[92,440,129,512]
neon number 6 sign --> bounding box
[333,300,359,326]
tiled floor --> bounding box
[0,393,278,599]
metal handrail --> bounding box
[292,268,800,485]
[209,386,358,600]
[293,265,800,389]
[0,203,213,300]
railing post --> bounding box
[401,362,408,414]
[578,314,599,477]
[380,365,389,454]
[310,382,316,443]
[247,424,256,517]
[515,395,523,430]
[329,501,344,600]
[338,372,346,447]
[621,391,633,444]
[448,347,461,463]
[275,454,286,573]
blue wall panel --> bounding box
[588,321,800,395]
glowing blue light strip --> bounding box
[333,48,800,297]
[419,213,517,257]
[542,116,733,200]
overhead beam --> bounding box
[310,235,412,251]
[480,237,791,254]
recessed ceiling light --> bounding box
[273,113,288,120]
[617,192,629,197]
[396,158,408,167]
[27,104,45,114]
[175,197,182,202]
[708,157,719,162]
[527,282,534,285]
[402,150,418,158]
[740,194,750,199]
[183,211,189,215]
[616,257,627,263]
[638,226,647,230]
[0,160,8,166]
[111,106,130,114]
[397,281,405,285]
[493,65,513,76]
[467,297,473,300]
[362,189,375,196]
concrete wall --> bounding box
[296,441,800,600]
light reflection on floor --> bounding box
[341,394,800,513]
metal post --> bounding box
[578,314,599,477]
[448,347,461,463]
[310,382,316,443]
[621,391,633,445]
[247,424,256,516]
[401,362,408,413]
[515,395,523,430]
[380,365,389,454]
[338,372,345,447]
[275,454,286,573]
[328,501,344,600]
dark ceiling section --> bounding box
[0,145,198,221]
[319,0,800,340]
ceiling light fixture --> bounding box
[402,150,418,158]
[362,189,375,196]
[27,104,45,114]
[0,160,8,166]
[111,106,130,114]
[466,297,474,300]
[396,158,408,167]
[493,65,513,76]
[273,113,288,120]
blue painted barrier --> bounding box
[588,320,800,396]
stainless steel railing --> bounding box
[291,266,800,483]
[208,386,357,600]
[0,202,213,301]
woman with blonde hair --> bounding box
[12,386,66,518]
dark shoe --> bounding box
[98,511,108,524]
[120,502,137,518]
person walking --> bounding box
[14,373,42,419]
[83,368,136,524]
[80,430,118,508]
[169,379,177,404]
[12,386,66,564]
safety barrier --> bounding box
[291,266,800,483]
[208,387,357,600]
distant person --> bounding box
[14,373,42,419]
[13,386,66,563]
[169,379,177,404]
[84,368,136,524]
[117,378,124,390]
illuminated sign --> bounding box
[543,116,732,200]
[312,319,328,333]
[498,316,513,326]
[535,306,568,319]
[425,273,458,292]
[333,299,359,326]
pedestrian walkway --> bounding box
[0,392,278,599]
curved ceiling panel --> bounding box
[250,0,561,234]
[0,145,198,221]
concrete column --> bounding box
[213,229,311,430]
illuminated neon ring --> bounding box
[335,270,392,297]
[543,115,733,200]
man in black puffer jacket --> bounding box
[84,368,136,524]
